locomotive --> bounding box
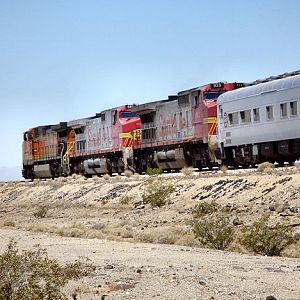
[22,71,300,179]
[22,105,141,179]
[22,82,241,179]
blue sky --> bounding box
[1,0,300,167]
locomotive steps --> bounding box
[0,168,300,299]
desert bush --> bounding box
[142,180,174,207]
[146,167,163,176]
[103,174,110,180]
[124,169,133,178]
[193,216,235,250]
[33,206,47,218]
[282,238,300,258]
[181,166,193,176]
[220,165,228,174]
[294,160,300,171]
[257,161,275,173]
[240,215,299,256]
[0,240,94,300]
[1,218,16,227]
[193,201,219,218]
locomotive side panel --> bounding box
[155,100,194,144]
[85,111,113,153]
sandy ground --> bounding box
[0,228,299,300]
[0,169,300,299]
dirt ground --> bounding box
[0,169,300,299]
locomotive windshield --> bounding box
[204,91,224,101]
[119,111,139,118]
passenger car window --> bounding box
[266,106,273,120]
[228,112,238,125]
[240,110,251,124]
[280,103,288,118]
[253,108,260,122]
[290,101,298,116]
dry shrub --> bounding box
[136,232,155,243]
[1,218,16,227]
[282,238,300,258]
[103,174,111,181]
[193,215,235,250]
[24,222,104,239]
[136,226,192,246]
[175,234,202,247]
[124,169,133,178]
[119,194,134,205]
[33,206,47,218]
[220,165,228,174]
[58,223,104,239]
[92,175,101,182]
[0,240,94,300]
[181,167,193,176]
[294,160,300,171]
[142,179,174,207]
[240,215,299,256]
[257,161,275,173]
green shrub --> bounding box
[142,180,174,207]
[0,240,94,300]
[240,216,299,256]
[193,201,219,218]
[257,161,275,173]
[146,167,163,176]
[193,216,235,250]
[33,206,47,218]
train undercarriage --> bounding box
[223,138,300,167]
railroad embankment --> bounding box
[0,169,300,299]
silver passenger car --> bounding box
[218,75,300,165]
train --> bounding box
[22,71,300,179]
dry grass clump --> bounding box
[124,169,133,178]
[282,239,300,258]
[56,176,68,183]
[0,240,94,300]
[257,161,275,173]
[33,206,47,218]
[181,166,193,176]
[294,160,300,171]
[24,222,104,240]
[119,194,134,205]
[220,165,228,174]
[103,174,111,181]
[136,226,194,246]
[0,218,16,227]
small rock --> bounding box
[266,296,277,300]
[104,264,114,270]
[232,217,242,226]
[135,204,145,209]
[269,202,279,211]
[199,280,206,286]
[136,268,142,274]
